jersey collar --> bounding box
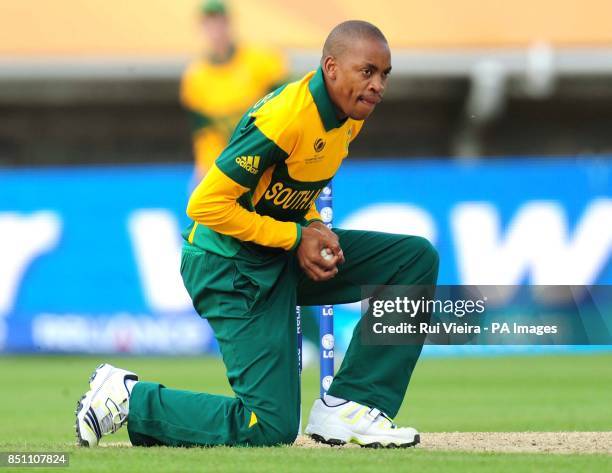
[308,67,347,131]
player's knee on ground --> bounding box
[256,412,300,446]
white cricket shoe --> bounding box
[305,398,420,448]
[75,364,138,447]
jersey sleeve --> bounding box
[214,107,290,187]
[186,104,302,250]
[186,163,301,250]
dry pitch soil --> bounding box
[103,432,612,454]
[293,432,612,454]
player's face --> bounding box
[331,39,392,120]
[201,14,231,48]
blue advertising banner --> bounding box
[0,158,610,354]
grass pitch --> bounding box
[0,353,611,472]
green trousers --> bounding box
[127,229,439,447]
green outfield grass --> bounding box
[0,354,610,472]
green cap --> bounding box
[200,0,227,16]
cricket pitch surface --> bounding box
[102,432,612,454]
[293,432,612,454]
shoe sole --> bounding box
[75,392,98,447]
[74,395,87,447]
[74,364,109,448]
[75,364,111,447]
[309,433,420,449]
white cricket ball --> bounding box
[320,248,333,261]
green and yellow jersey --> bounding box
[180,44,288,176]
[183,67,363,257]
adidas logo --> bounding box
[235,155,260,174]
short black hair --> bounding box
[322,20,388,61]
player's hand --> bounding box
[307,221,345,264]
[297,225,343,281]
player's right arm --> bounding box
[187,168,340,280]
[186,162,300,250]
[186,93,341,278]
[185,102,301,249]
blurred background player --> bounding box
[180,0,289,179]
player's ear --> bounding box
[322,56,337,81]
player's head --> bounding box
[199,0,232,55]
[321,20,391,120]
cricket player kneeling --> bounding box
[75,19,438,449]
